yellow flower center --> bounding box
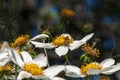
[23,63,43,75]
[51,35,74,46]
[61,9,75,18]
[11,35,30,47]
[0,65,11,72]
[80,63,102,75]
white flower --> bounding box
[65,58,120,78]
[30,33,94,56]
[12,50,65,80]
[0,41,12,66]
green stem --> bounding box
[109,43,116,57]
[4,75,8,80]
[65,55,70,65]
[112,54,120,59]
[15,65,17,80]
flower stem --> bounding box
[4,75,8,80]
[112,54,120,59]
[15,65,17,79]
[109,43,116,57]
[65,55,70,64]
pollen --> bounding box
[80,62,102,75]
[98,75,110,80]
[23,63,43,75]
[51,35,74,46]
[81,44,100,57]
[61,9,75,18]
[11,35,30,47]
[0,64,11,72]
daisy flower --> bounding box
[65,58,120,78]
[0,41,13,66]
[30,33,94,56]
[12,50,65,80]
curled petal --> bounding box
[30,34,49,41]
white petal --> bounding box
[21,51,32,63]
[11,49,24,67]
[55,46,69,56]
[69,41,84,50]
[1,41,10,52]
[102,63,120,75]
[61,34,72,38]
[30,41,55,49]
[52,77,65,80]
[32,75,48,79]
[69,33,94,50]
[33,54,47,67]
[0,52,10,66]
[100,58,115,68]
[17,71,32,80]
[87,69,101,75]
[65,65,85,78]
[66,65,80,74]
[80,33,94,44]
[43,65,65,77]
[30,34,49,41]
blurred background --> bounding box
[0,0,120,80]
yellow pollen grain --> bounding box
[23,63,43,76]
[11,35,30,47]
[80,63,102,75]
[51,35,74,46]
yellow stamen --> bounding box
[80,63,102,75]
[81,44,100,57]
[11,35,30,47]
[51,35,74,46]
[98,75,110,80]
[0,64,11,72]
[23,63,43,75]
[61,9,75,18]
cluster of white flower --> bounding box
[0,33,120,80]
